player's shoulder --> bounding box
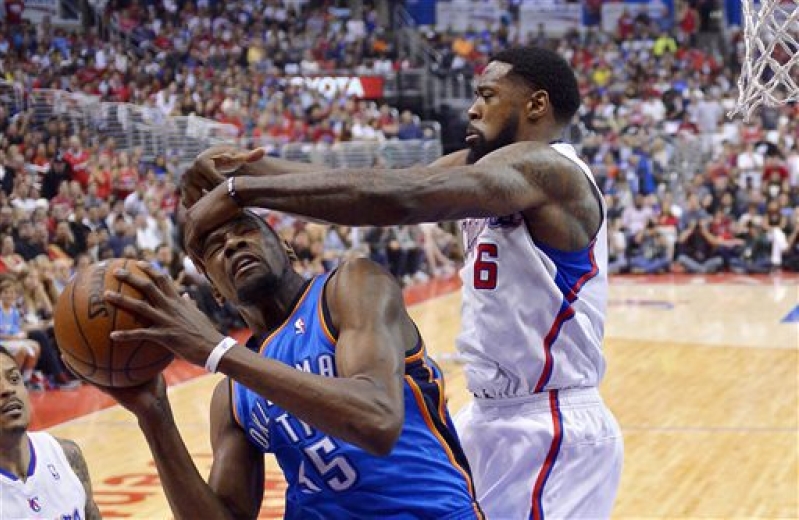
[54,436,81,456]
[333,257,397,285]
[479,141,583,171]
[53,436,89,471]
[326,258,402,310]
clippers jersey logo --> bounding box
[28,496,41,512]
[461,218,487,257]
[488,214,523,229]
[462,214,522,257]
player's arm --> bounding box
[56,438,101,520]
[216,259,412,456]
[207,380,265,520]
[184,142,585,251]
[103,377,257,520]
[183,146,470,208]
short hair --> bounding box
[490,45,581,126]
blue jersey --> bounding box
[231,273,482,519]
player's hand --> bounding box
[103,262,225,367]
[97,374,170,418]
[181,146,264,208]
[183,181,241,261]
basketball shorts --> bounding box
[454,387,623,520]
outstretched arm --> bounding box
[182,147,469,207]
[184,141,585,255]
[56,439,101,520]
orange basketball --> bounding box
[53,259,174,387]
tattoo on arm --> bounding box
[58,438,102,520]
[511,159,562,198]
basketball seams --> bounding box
[54,258,173,387]
[109,260,126,386]
[124,341,173,383]
[68,268,98,374]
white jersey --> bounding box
[0,432,86,520]
[457,142,608,398]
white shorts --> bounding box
[3,339,38,357]
[454,388,623,520]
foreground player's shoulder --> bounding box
[326,258,404,324]
[506,142,592,201]
[332,257,399,291]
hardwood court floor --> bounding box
[40,274,799,519]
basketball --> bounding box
[53,259,174,388]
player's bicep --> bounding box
[208,380,264,520]
[328,261,409,402]
[472,142,586,212]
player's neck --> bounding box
[247,275,311,337]
[0,432,30,481]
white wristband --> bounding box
[205,336,238,373]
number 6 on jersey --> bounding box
[474,243,498,290]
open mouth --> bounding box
[231,254,260,278]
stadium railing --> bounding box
[0,79,443,172]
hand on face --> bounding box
[103,261,225,368]
[183,181,240,264]
[181,146,264,208]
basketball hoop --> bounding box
[729,0,799,121]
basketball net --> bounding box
[730,0,799,121]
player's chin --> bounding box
[235,270,278,305]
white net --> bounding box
[730,0,799,120]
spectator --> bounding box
[629,220,672,274]
[397,110,424,140]
[0,277,42,390]
[675,218,724,273]
[729,221,775,273]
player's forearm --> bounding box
[240,155,320,176]
[234,164,498,226]
[220,348,401,456]
[136,405,239,520]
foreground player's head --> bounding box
[189,210,296,308]
[466,45,581,163]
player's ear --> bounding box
[525,89,549,122]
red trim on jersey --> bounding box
[565,244,599,303]
[535,304,575,392]
[535,243,598,392]
[530,390,564,520]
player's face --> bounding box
[0,354,30,435]
[466,61,523,164]
[198,216,291,306]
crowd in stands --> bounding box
[0,0,798,392]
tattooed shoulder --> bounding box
[57,437,102,519]
[57,438,90,483]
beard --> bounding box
[466,114,520,164]
[236,268,286,306]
